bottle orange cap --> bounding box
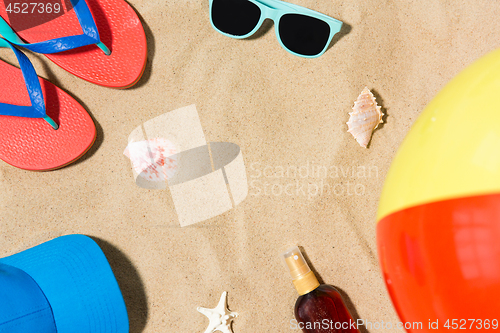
[281,246,320,295]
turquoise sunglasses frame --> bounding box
[209,0,343,58]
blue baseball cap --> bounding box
[0,234,129,333]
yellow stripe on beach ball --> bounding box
[378,48,500,221]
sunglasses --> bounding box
[209,0,343,58]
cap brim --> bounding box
[0,235,129,333]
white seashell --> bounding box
[123,138,178,181]
[347,87,384,148]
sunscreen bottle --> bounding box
[282,246,360,333]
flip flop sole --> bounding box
[0,60,96,171]
[0,0,147,88]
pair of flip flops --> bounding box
[0,0,147,170]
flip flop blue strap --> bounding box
[0,0,110,55]
[0,38,58,130]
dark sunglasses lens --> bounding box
[211,0,261,36]
[279,14,331,56]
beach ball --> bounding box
[377,48,500,331]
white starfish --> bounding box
[197,291,238,333]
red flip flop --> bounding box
[0,39,95,170]
[0,0,147,88]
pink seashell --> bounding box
[347,87,384,148]
[123,138,178,182]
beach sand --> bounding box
[1,0,499,331]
